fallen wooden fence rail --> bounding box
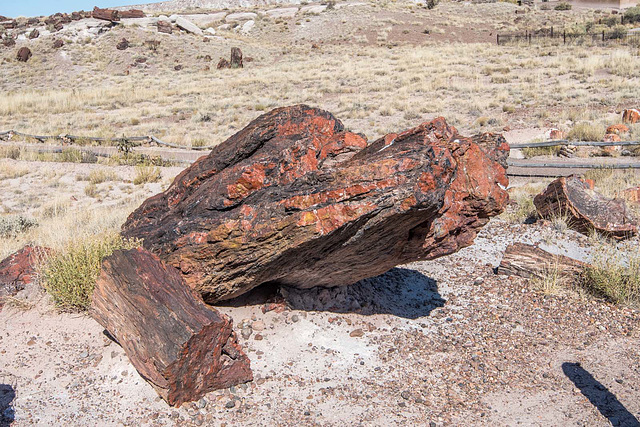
[508,160,640,169]
[510,140,640,149]
[0,130,216,151]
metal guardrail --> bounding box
[510,140,640,149]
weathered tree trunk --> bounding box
[119,9,145,18]
[497,242,588,279]
[90,248,252,406]
[92,7,120,22]
[534,175,637,240]
[230,47,243,68]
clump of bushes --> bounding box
[133,165,162,185]
[522,146,561,158]
[580,245,640,306]
[623,6,640,24]
[567,122,605,142]
[42,233,140,311]
[0,215,38,238]
[555,2,572,10]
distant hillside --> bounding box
[114,0,320,12]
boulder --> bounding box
[606,124,629,135]
[122,105,510,302]
[120,9,146,19]
[157,20,172,34]
[230,47,243,68]
[116,38,129,50]
[549,128,565,140]
[16,47,31,62]
[52,39,64,48]
[241,20,255,34]
[0,246,51,306]
[91,248,252,406]
[175,16,203,35]
[28,29,39,39]
[622,108,640,124]
[602,133,621,143]
[217,57,230,69]
[204,27,216,36]
[92,7,120,22]
[534,175,637,240]
[2,37,16,47]
[623,186,640,204]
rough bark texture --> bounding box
[157,20,172,34]
[16,47,31,62]
[0,246,50,306]
[120,9,146,18]
[622,109,640,124]
[230,47,243,68]
[534,175,638,240]
[497,243,588,279]
[122,105,509,302]
[92,7,120,22]
[90,248,252,406]
[216,57,230,69]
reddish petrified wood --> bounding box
[216,57,230,69]
[622,109,640,124]
[534,175,638,239]
[92,7,120,22]
[157,20,172,34]
[116,38,129,50]
[52,39,64,49]
[230,47,243,68]
[90,248,252,406]
[123,105,509,302]
[497,243,588,280]
[120,9,146,18]
[16,47,31,62]
[0,246,50,305]
[28,29,39,39]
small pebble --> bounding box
[225,400,236,409]
[291,314,300,323]
[350,329,364,338]
[241,327,252,339]
[400,391,410,400]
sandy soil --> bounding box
[1,218,639,426]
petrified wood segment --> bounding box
[0,246,50,306]
[122,105,509,302]
[92,7,120,22]
[497,243,588,279]
[534,175,637,240]
[90,248,252,406]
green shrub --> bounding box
[623,6,640,24]
[42,233,140,311]
[0,215,38,237]
[88,169,116,185]
[133,165,162,185]
[555,2,572,10]
[580,245,640,306]
[609,25,628,40]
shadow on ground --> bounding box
[218,267,444,319]
[562,362,640,427]
[0,383,15,427]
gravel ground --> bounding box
[1,217,639,426]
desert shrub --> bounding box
[555,2,572,10]
[623,6,640,24]
[580,245,640,306]
[0,161,29,179]
[426,0,440,9]
[522,146,560,158]
[59,148,98,164]
[42,233,140,311]
[0,215,38,237]
[84,183,98,198]
[0,146,20,160]
[133,165,161,185]
[603,16,620,27]
[567,122,605,141]
[88,169,116,185]
[503,105,516,113]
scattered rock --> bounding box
[350,329,365,338]
[225,400,236,409]
[606,124,629,135]
[534,175,638,239]
[122,106,509,302]
[622,108,640,124]
[549,128,565,140]
[174,64,183,71]
[116,38,129,50]
[251,321,265,331]
[241,327,252,339]
[266,8,298,19]
[157,20,172,34]
[52,39,64,48]
[2,37,16,47]
[28,29,39,39]
[175,16,203,36]
[241,20,255,34]
[603,133,621,143]
[204,27,216,36]
[623,186,640,204]
[120,9,146,19]
[16,47,32,62]
[216,57,230,69]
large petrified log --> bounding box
[92,7,120,22]
[497,242,588,279]
[534,175,637,240]
[120,9,146,19]
[122,105,509,302]
[90,248,252,406]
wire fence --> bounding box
[496,27,640,46]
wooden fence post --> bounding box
[563,30,566,44]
